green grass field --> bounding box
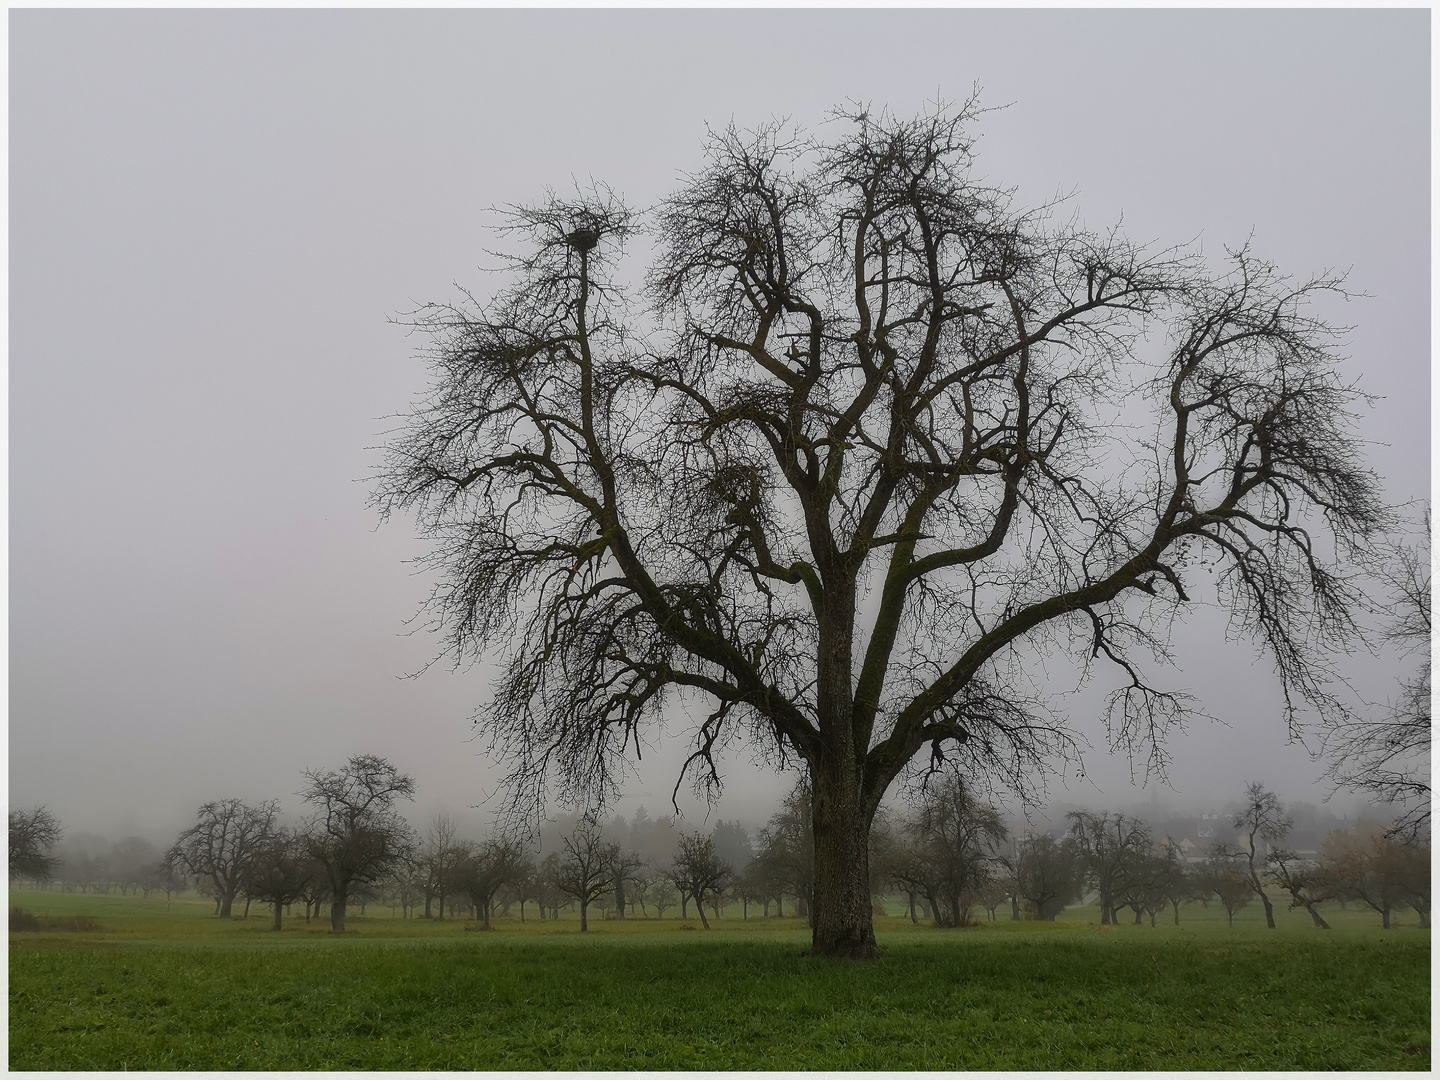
[9,888,1430,1070]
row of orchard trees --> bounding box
[13,767,1429,934]
[862,778,1431,930]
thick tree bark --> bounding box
[809,759,879,959]
[272,902,283,931]
[331,891,347,932]
[218,892,234,918]
[579,900,589,932]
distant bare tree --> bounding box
[608,847,646,918]
[1067,811,1150,924]
[245,828,315,930]
[377,101,1388,957]
[554,819,616,931]
[1320,825,1418,930]
[1233,782,1292,929]
[9,806,62,882]
[1267,847,1332,929]
[166,799,278,917]
[1156,841,1200,925]
[895,776,1006,928]
[300,755,417,932]
[420,815,465,920]
[1204,845,1253,927]
[670,832,734,929]
[1325,510,1431,837]
[1391,838,1431,928]
[752,781,814,921]
[1011,833,1083,922]
[458,837,527,928]
[140,859,187,904]
[110,837,160,896]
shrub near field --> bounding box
[9,890,1430,1071]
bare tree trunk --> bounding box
[273,902,283,931]
[697,896,711,930]
[1304,903,1331,929]
[331,891,347,932]
[1381,907,1392,930]
[809,759,879,959]
[579,899,589,932]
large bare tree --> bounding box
[166,798,278,918]
[377,101,1386,957]
[300,754,416,932]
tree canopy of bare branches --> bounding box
[166,798,279,918]
[300,754,416,932]
[554,818,616,932]
[9,806,62,882]
[377,100,1387,958]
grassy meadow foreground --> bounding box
[10,888,1429,1071]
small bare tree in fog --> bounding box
[300,755,416,932]
[608,847,646,918]
[670,831,734,929]
[420,815,465,920]
[1067,811,1150,925]
[753,781,814,920]
[458,837,527,928]
[887,776,1005,928]
[377,100,1387,957]
[245,828,314,931]
[1319,825,1421,930]
[1267,846,1332,929]
[1011,833,1083,921]
[555,818,616,931]
[166,799,278,918]
[110,837,160,896]
[1325,510,1431,837]
[1204,844,1253,927]
[1156,841,1200,926]
[9,806,62,882]
[1232,782,1292,929]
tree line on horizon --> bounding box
[10,761,1429,932]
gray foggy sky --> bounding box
[10,9,1429,843]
